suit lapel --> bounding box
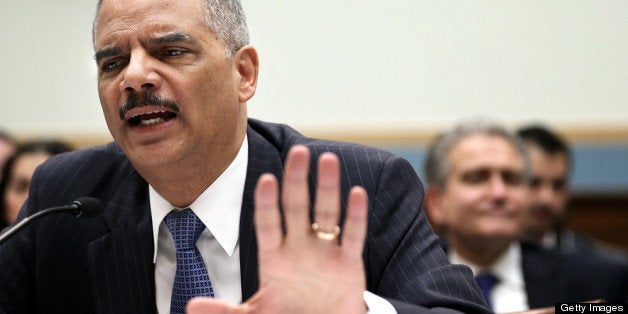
[521,243,559,308]
[86,169,156,314]
[239,126,285,301]
[83,124,288,308]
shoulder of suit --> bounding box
[39,141,131,174]
[247,118,395,158]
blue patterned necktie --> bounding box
[165,208,214,314]
[475,273,499,311]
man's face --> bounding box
[94,0,249,170]
[523,143,569,236]
[433,134,528,243]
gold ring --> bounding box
[311,223,341,241]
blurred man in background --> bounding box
[517,125,628,266]
[423,119,625,313]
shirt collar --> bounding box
[150,135,248,261]
[449,242,525,289]
[541,230,558,249]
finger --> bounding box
[254,174,283,253]
[341,186,368,258]
[187,297,247,314]
[281,145,311,239]
[313,152,341,234]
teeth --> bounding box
[140,117,165,126]
[127,110,172,126]
[130,110,167,120]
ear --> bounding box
[233,45,259,102]
[424,185,447,227]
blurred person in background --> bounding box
[517,125,628,266]
[423,119,626,313]
[0,140,73,229]
[0,130,17,183]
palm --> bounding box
[187,145,369,314]
[256,236,366,313]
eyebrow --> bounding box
[151,32,196,45]
[93,32,196,63]
[94,47,122,63]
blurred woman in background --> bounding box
[0,140,73,229]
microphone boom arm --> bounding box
[0,198,100,245]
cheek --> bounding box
[510,189,529,212]
[98,82,121,119]
[187,84,240,129]
[99,95,123,134]
[551,196,568,214]
[100,91,115,114]
[441,194,478,225]
[5,190,26,214]
[553,193,568,205]
[7,201,22,220]
[447,189,483,211]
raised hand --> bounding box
[187,145,369,314]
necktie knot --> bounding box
[475,273,499,310]
[165,208,205,251]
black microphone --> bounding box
[0,197,102,245]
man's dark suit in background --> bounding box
[0,119,489,313]
[521,243,626,306]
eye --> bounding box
[166,49,181,56]
[502,171,524,186]
[100,59,124,72]
[9,178,30,195]
[102,61,118,71]
[461,170,489,184]
[164,48,185,57]
[552,179,566,192]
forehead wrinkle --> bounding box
[94,31,197,63]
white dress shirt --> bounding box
[151,136,394,313]
[449,243,529,313]
[541,230,559,249]
[152,137,248,313]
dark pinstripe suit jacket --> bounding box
[0,119,489,313]
[521,243,627,307]
[441,241,626,310]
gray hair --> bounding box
[424,118,530,189]
[92,0,249,59]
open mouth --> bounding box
[127,110,178,127]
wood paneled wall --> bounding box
[566,194,628,251]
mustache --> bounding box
[119,91,180,121]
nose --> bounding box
[537,184,555,204]
[120,50,161,94]
[488,175,508,199]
